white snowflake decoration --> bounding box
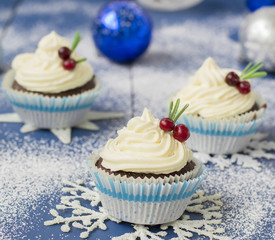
[194,133,275,172]
[112,225,168,240]
[44,180,120,239]
[161,191,231,240]
[0,111,124,144]
[45,180,231,240]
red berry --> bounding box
[62,59,76,70]
[225,72,240,86]
[160,118,175,131]
[173,124,190,142]
[237,81,251,94]
[58,47,71,60]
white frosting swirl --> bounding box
[100,108,193,174]
[171,58,256,119]
[12,31,94,93]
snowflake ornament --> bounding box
[0,111,124,144]
[45,180,231,240]
[112,225,168,240]
[161,191,231,240]
[194,133,275,172]
[44,180,120,239]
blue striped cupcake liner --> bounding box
[87,153,207,224]
[2,70,101,128]
[177,93,266,154]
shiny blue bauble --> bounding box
[246,0,275,11]
[92,0,152,63]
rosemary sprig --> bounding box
[76,58,87,64]
[168,101,173,118]
[174,104,189,122]
[240,62,267,80]
[170,99,180,120]
[71,31,81,52]
[168,98,189,122]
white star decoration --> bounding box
[44,180,231,240]
[194,133,275,172]
[0,111,124,144]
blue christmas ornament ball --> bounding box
[246,0,275,11]
[92,0,152,63]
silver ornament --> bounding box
[137,0,203,11]
[240,7,275,72]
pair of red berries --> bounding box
[225,72,251,94]
[225,62,267,94]
[160,118,190,142]
[58,32,86,70]
[58,47,77,70]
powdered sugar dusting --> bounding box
[0,121,125,239]
[0,0,274,239]
[201,164,274,240]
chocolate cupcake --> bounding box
[11,76,96,97]
[95,157,196,181]
[88,107,206,224]
[2,31,101,129]
[170,57,267,154]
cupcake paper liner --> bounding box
[100,193,191,225]
[2,70,101,128]
[177,93,266,154]
[87,153,207,225]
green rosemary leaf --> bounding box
[241,62,263,79]
[71,31,81,52]
[240,62,266,80]
[241,71,267,80]
[76,58,87,64]
[241,65,264,79]
[168,101,174,118]
[171,98,180,121]
[174,104,189,123]
[248,63,263,74]
[241,62,253,76]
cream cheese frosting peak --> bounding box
[140,107,157,122]
[100,108,193,174]
[38,31,69,51]
[171,57,255,119]
[190,57,225,87]
[12,31,94,93]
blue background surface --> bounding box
[0,0,274,239]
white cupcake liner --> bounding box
[89,151,201,184]
[186,132,253,154]
[177,93,266,154]
[100,193,192,225]
[87,154,206,225]
[2,70,101,128]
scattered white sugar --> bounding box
[200,164,274,240]
[0,1,274,239]
[0,10,10,23]
[0,118,127,239]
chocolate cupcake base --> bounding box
[12,76,96,97]
[95,157,196,180]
